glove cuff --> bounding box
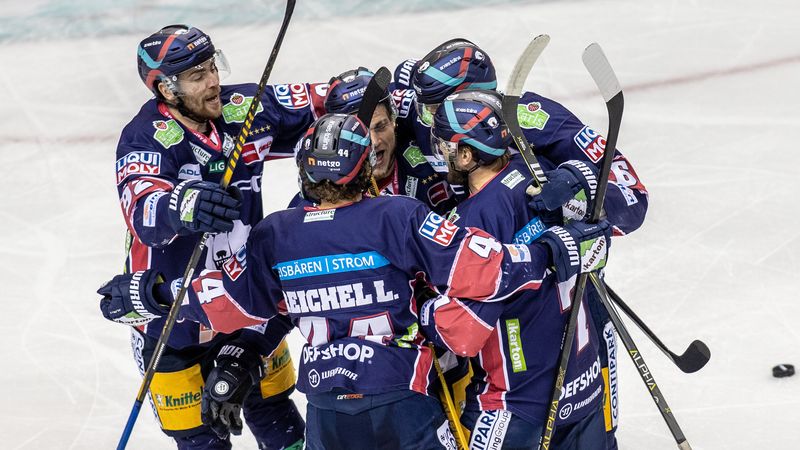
[558,160,598,199]
[215,340,265,383]
[168,180,199,235]
[133,270,171,317]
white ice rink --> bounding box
[1,0,799,448]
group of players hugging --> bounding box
[99,23,648,450]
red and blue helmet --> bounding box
[324,67,374,114]
[137,24,224,96]
[298,113,374,185]
[412,38,497,109]
[324,67,398,119]
[430,89,510,164]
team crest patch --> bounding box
[403,145,427,167]
[418,211,459,246]
[517,102,550,130]
[573,125,606,163]
[222,92,264,124]
[500,170,525,189]
[152,119,184,148]
[222,133,235,157]
[116,151,161,184]
[223,245,247,281]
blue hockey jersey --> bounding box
[398,90,649,235]
[179,196,554,397]
[420,155,604,427]
[115,82,325,349]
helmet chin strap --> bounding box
[446,153,482,190]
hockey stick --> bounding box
[502,34,550,195]
[503,38,696,448]
[505,39,708,376]
[537,43,623,450]
[590,277,693,449]
[355,67,393,198]
[589,273,711,373]
[116,1,296,448]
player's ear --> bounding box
[458,145,474,165]
[157,81,177,102]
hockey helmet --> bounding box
[137,24,229,96]
[430,89,510,165]
[298,113,374,185]
[412,38,497,125]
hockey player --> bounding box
[323,67,473,427]
[411,39,650,448]
[292,67,461,214]
[103,24,324,449]
[422,90,609,449]
[99,112,612,449]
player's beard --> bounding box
[178,87,223,123]
[447,169,468,187]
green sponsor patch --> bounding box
[403,145,427,167]
[209,160,226,173]
[222,93,265,124]
[153,119,184,148]
[395,323,419,348]
[517,102,550,130]
[506,318,527,372]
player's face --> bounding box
[369,104,397,181]
[176,57,222,120]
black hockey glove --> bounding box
[528,160,598,222]
[202,340,265,439]
[537,219,611,282]
[168,180,242,235]
[98,270,172,326]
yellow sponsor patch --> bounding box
[149,364,204,431]
[259,339,297,398]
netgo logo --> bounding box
[274,83,310,109]
[418,211,459,246]
[573,126,606,163]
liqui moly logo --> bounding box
[274,83,310,109]
[418,211,459,246]
[116,151,161,184]
[573,126,606,163]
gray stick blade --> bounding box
[582,43,622,102]
[505,34,550,97]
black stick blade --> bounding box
[675,340,711,373]
[356,66,391,128]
